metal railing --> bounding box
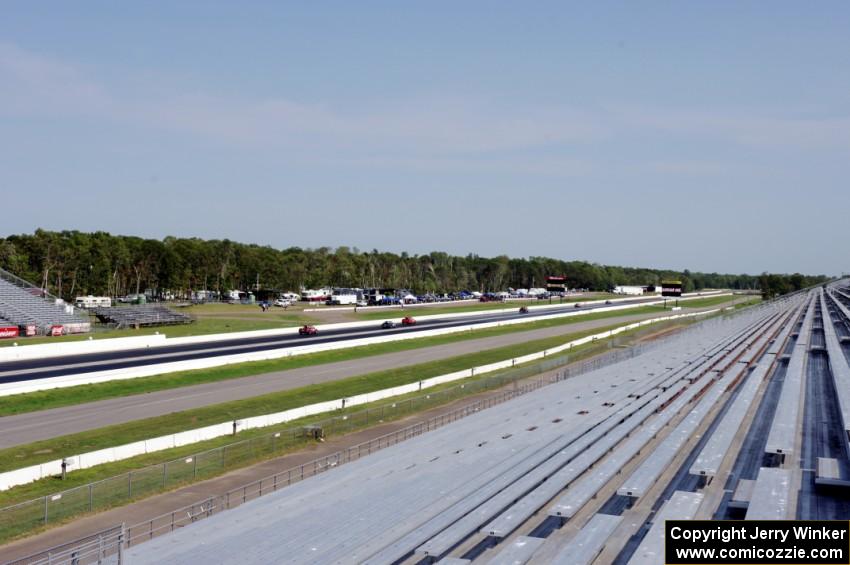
[4,524,125,565]
[124,384,543,547]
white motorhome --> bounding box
[302,289,332,302]
[74,296,112,308]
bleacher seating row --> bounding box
[0,275,89,334]
[92,305,193,328]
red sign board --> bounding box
[50,325,64,337]
[0,326,19,339]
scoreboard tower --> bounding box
[661,280,683,308]
[546,276,567,294]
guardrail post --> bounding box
[89,484,94,511]
[118,523,125,564]
[43,496,48,524]
[128,472,132,497]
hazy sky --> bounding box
[1,2,848,275]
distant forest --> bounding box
[0,230,829,300]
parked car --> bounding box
[356,300,368,307]
[299,325,318,336]
[274,298,291,307]
[401,316,416,326]
[519,306,529,314]
[381,321,396,329]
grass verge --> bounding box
[352,295,609,320]
[677,294,741,309]
[0,313,317,348]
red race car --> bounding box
[298,325,318,336]
[401,316,416,326]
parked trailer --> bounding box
[74,296,112,308]
[613,285,644,296]
[327,294,358,306]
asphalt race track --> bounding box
[0,296,667,384]
[0,307,686,449]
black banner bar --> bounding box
[665,520,850,564]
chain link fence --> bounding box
[0,319,677,555]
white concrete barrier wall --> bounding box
[0,466,42,491]
[0,308,722,491]
[421,369,474,388]
[145,436,175,453]
[512,352,545,365]
[0,298,686,397]
[0,334,167,363]
[40,460,63,478]
[0,292,729,363]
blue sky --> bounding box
[1,2,848,275]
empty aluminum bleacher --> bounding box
[92,305,193,328]
[0,271,89,334]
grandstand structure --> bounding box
[0,267,90,336]
[122,296,802,564]
[91,305,193,329]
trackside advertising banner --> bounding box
[665,520,850,564]
[0,326,18,339]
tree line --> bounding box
[757,273,825,300]
[0,230,828,300]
